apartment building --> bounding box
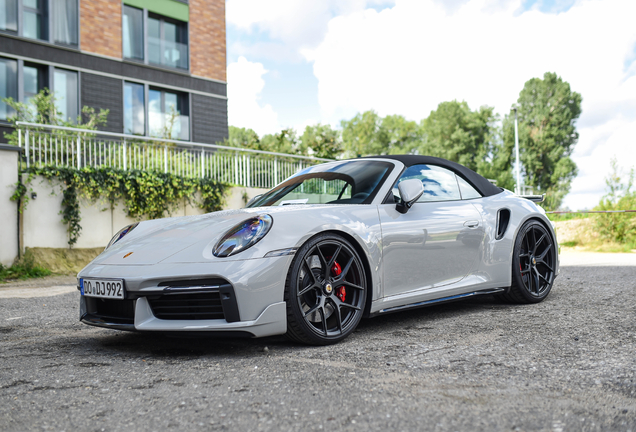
[0,0,227,144]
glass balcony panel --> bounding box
[149,112,190,141]
[148,36,188,70]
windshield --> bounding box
[247,160,394,207]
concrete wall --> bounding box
[15,177,267,252]
[0,146,21,266]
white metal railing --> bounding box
[15,122,332,189]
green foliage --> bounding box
[2,88,109,145]
[225,126,309,156]
[225,126,262,150]
[0,250,52,282]
[300,123,342,159]
[505,72,582,209]
[12,166,229,247]
[381,115,422,155]
[260,128,303,155]
[418,101,494,170]
[594,158,636,246]
[340,110,387,157]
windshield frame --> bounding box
[247,160,395,208]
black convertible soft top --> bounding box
[367,155,503,197]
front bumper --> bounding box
[78,255,292,337]
[79,296,286,337]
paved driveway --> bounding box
[1,253,635,431]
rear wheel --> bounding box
[284,233,367,345]
[498,220,556,304]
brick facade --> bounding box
[190,0,226,82]
[80,0,122,59]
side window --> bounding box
[394,164,461,202]
[457,176,482,200]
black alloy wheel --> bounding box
[285,233,367,345]
[499,219,556,304]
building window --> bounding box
[22,0,48,41]
[124,81,145,135]
[148,14,188,70]
[23,63,48,106]
[53,68,78,123]
[0,58,18,120]
[149,88,189,140]
[52,0,78,46]
[123,5,144,61]
[0,0,18,32]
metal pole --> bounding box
[123,139,127,171]
[234,153,239,185]
[25,129,30,168]
[77,135,81,169]
[274,158,278,187]
[201,149,205,178]
[513,107,521,195]
[164,146,168,173]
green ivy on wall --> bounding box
[12,166,229,247]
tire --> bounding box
[284,233,367,345]
[498,219,556,304]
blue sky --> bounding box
[225,0,636,209]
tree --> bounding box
[505,72,582,209]
[225,126,261,150]
[417,101,496,173]
[340,111,422,157]
[2,88,108,145]
[340,110,387,157]
[260,128,304,155]
[300,123,341,159]
[380,115,422,155]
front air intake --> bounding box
[148,292,225,320]
[496,209,511,240]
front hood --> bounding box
[91,205,344,266]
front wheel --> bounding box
[498,220,556,304]
[284,233,367,345]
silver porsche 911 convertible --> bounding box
[78,155,558,345]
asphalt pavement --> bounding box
[1,253,635,431]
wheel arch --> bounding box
[297,229,375,319]
[518,215,558,251]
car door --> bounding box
[379,164,485,297]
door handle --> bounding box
[464,220,479,228]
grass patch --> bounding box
[560,240,579,247]
[0,251,52,283]
[547,212,591,222]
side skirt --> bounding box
[369,288,505,317]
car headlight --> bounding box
[106,223,139,250]
[213,215,273,258]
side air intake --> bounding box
[496,209,511,240]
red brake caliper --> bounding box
[331,261,346,302]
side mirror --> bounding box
[396,179,424,214]
[246,194,263,208]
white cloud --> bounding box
[226,0,393,60]
[304,0,636,208]
[227,56,279,136]
[564,119,636,210]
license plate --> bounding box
[81,278,125,300]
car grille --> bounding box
[93,298,135,324]
[147,292,225,320]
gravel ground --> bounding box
[0,259,635,431]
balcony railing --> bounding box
[15,122,332,189]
